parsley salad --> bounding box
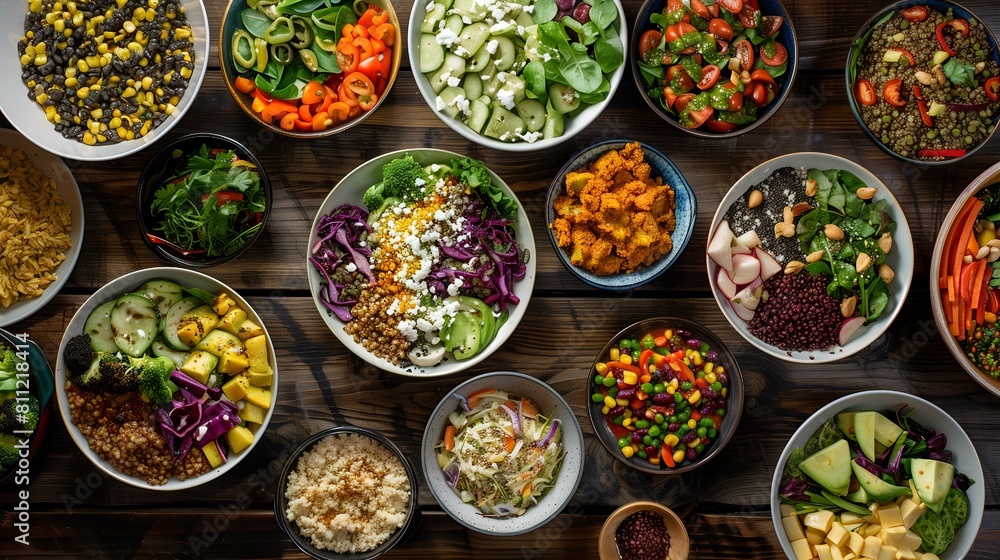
[309,155,528,368]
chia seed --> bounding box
[748,273,842,351]
[615,510,671,560]
[723,166,809,264]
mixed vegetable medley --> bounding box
[232,0,395,132]
[636,0,789,131]
[149,144,267,259]
[435,388,563,518]
[417,0,624,142]
[591,326,731,469]
[850,4,1000,160]
[0,338,41,481]
[779,406,974,558]
[938,182,1000,376]
[310,155,528,369]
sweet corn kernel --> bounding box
[141,76,153,90]
[609,348,619,361]
[714,365,724,375]
[615,398,629,407]
[687,419,697,429]
[91,108,103,119]
[19,54,31,65]
[34,54,47,66]
[623,410,632,418]
[705,371,717,384]
[703,362,713,374]
[82,131,96,145]
[691,353,703,366]
[673,449,685,463]
[601,405,610,415]
[669,378,679,388]
[687,438,700,448]
[687,390,701,404]
[619,354,632,365]
[72,11,83,26]
[603,396,616,408]
[123,20,136,33]
[622,418,632,427]
[76,87,90,99]
[621,446,634,458]
[663,434,679,447]
[666,386,676,395]
[595,362,608,375]
[622,371,637,386]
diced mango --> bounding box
[804,510,835,532]
[841,512,865,525]
[248,370,272,387]
[780,503,797,517]
[222,374,250,402]
[244,385,271,409]
[862,524,882,537]
[899,531,921,552]
[847,532,865,555]
[826,522,849,548]
[878,505,903,528]
[791,538,813,560]
[177,306,219,346]
[217,350,250,375]
[239,401,266,424]
[180,350,218,385]
[226,425,254,453]
[245,335,270,373]
[783,514,806,541]
[806,527,826,545]
[218,307,248,335]
[880,526,906,547]
[236,318,264,340]
[832,547,845,560]
[213,293,237,315]
[201,442,225,468]
[895,548,916,560]
[900,500,925,529]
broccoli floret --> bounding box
[64,334,96,380]
[136,355,177,406]
[0,345,20,392]
[99,353,140,393]
[381,155,429,202]
[0,395,39,433]
[0,434,18,475]
[361,182,386,211]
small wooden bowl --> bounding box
[598,502,690,560]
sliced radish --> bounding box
[731,278,763,311]
[708,220,735,271]
[717,267,738,299]
[755,248,782,281]
[731,244,752,255]
[735,230,761,249]
[729,253,761,285]
[730,299,755,321]
[838,316,867,346]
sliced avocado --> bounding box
[850,460,912,502]
[444,311,482,360]
[846,485,868,504]
[836,411,857,440]
[854,411,878,461]
[873,412,904,447]
[798,439,852,496]
[911,458,955,513]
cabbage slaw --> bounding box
[436,388,563,518]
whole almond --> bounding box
[805,178,818,197]
[748,189,763,208]
[856,252,872,273]
[841,295,858,318]
[774,222,795,238]
[914,71,933,85]
[856,187,877,200]
[879,232,892,254]
[807,250,825,263]
[825,223,845,241]
[879,263,895,284]
[785,260,804,274]
[782,205,794,224]
[792,202,813,217]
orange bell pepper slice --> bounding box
[336,41,359,74]
[352,36,374,60]
[358,6,386,27]
[302,80,327,105]
[251,96,267,113]
[234,76,256,94]
[338,81,359,107]
[341,23,355,39]
[370,37,386,55]
[351,23,369,39]
[312,111,335,131]
[314,85,335,115]
[370,23,395,46]
[327,101,350,121]
[260,99,297,124]
[298,104,312,122]
[279,112,298,131]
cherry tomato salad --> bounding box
[591,326,731,469]
[636,0,789,132]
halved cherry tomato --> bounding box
[685,105,714,129]
[890,47,915,67]
[638,29,662,56]
[697,64,721,89]
[901,6,928,22]
[664,22,698,43]
[663,86,679,108]
[707,3,720,18]
[704,118,738,132]
[883,78,906,107]
[665,0,690,22]
[717,0,743,14]
[674,93,696,112]
[708,18,734,41]
[734,39,754,71]
[667,64,696,91]
[720,81,743,111]
[690,0,711,19]
[760,15,783,37]
[748,81,768,107]
[327,101,350,121]
[854,79,877,106]
[760,42,787,66]
[302,80,328,105]
[750,69,776,89]
[985,76,1000,102]
[738,3,759,28]
[200,191,244,205]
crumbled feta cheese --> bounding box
[517,130,543,143]
[523,4,533,13]
[345,262,358,273]
[436,28,459,47]
[496,71,508,83]
[542,52,552,62]
[462,15,472,24]
[486,39,499,55]
[499,132,511,141]
[496,87,516,110]
[397,319,418,342]
[454,46,468,57]
[447,278,464,296]
[447,76,461,87]
[516,25,524,36]
[435,96,446,111]
[455,95,471,114]
[425,1,437,12]
[491,7,505,20]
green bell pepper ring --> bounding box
[263,16,294,44]
[232,30,256,69]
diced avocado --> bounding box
[236,318,264,340]
[222,374,250,402]
[217,350,250,375]
[482,105,525,140]
[419,33,445,73]
[245,335,270,373]
[212,293,237,316]
[854,411,878,461]
[239,401,267,424]
[176,305,220,347]
[836,411,857,440]
[911,458,955,513]
[180,350,219,386]
[798,439,853,496]
[247,370,273,387]
[217,307,247,336]
[515,98,546,132]
[244,385,271,409]
[226,425,254,454]
[195,329,244,358]
[201,442,225,468]
[850,461,912,502]
[873,412,904,447]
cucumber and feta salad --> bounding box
[418,0,624,142]
[777,406,975,558]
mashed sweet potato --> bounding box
[550,143,676,275]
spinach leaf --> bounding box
[311,39,341,73]
[241,8,273,37]
[277,0,330,16]
[523,61,548,102]
[866,280,889,321]
[590,0,618,31]
[557,43,603,94]
[944,58,977,88]
[578,21,602,46]
[637,60,665,88]
[595,37,624,75]
[808,168,833,209]
[577,78,610,104]
[533,0,558,24]
[805,260,832,276]
[835,261,858,291]
[311,6,355,32]
[828,178,847,214]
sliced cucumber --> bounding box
[429,53,467,93]
[465,98,490,133]
[437,86,467,118]
[110,294,160,357]
[515,99,546,132]
[443,13,465,37]
[163,296,203,351]
[84,300,119,353]
[451,0,487,22]
[151,339,189,369]
[462,73,483,101]
[483,105,524,140]
[515,10,534,29]
[467,44,491,73]
[543,101,564,138]
[549,83,580,113]
[138,279,184,318]
[493,36,516,71]
[420,0,452,34]
[457,23,490,57]
[419,33,445,73]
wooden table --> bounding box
[3,0,1000,558]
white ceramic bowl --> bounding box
[55,267,278,490]
[0,0,209,161]
[770,390,984,560]
[408,0,628,151]
[707,152,914,363]
[421,371,584,536]
[306,149,536,377]
[0,129,83,327]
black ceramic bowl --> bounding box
[630,0,798,138]
[0,328,54,486]
[136,133,271,267]
[274,426,419,560]
[846,0,1000,165]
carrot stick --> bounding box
[972,259,987,310]
[952,200,985,305]
[947,198,984,304]
[967,232,981,256]
[444,425,456,452]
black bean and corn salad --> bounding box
[850,4,1000,160]
[18,0,195,145]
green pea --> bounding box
[641,336,655,350]
[700,342,709,353]
[882,115,892,124]
[653,383,666,393]
[697,427,707,437]
[641,382,654,393]
[676,426,688,437]
[717,408,726,417]
[695,443,705,452]
[900,20,909,29]
[635,420,650,429]
[708,428,717,438]
[710,382,723,392]
[608,387,618,397]
[603,376,616,387]
[674,392,683,404]
[681,381,693,391]
[668,415,678,423]
[953,127,962,137]
[617,436,630,448]
[643,435,653,446]
[594,375,605,386]
[613,416,623,425]
[650,437,661,448]
[648,425,662,437]
[591,393,603,403]
[637,450,648,460]
[619,338,630,349]
[654,413,665,424]
[699,418,713,428]
[696,370,706,379]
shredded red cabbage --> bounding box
[309,204,373,322]
[170,370,207,399]
[499,404,520,435]
[780,476,810,501]
[539,419,561,448]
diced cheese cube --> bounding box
[826,522,850,548]
[804,510,836,532]
[791,538,814,560]
[862,535,882,559]
[848,532,865,555]
[832,546,846,560]
[806,527,826,545]
[877,545,898,560]
[900,500,926,529]
[780,503,797,517]
[841,512,865,525]
[878,505,904,528]
[880,526,906,547]
[894,496,909,507]
[816,544,834,560]
[862,524,882,537]
[895,548,917,560]
[783,514,806,541]
[899,530,922,551]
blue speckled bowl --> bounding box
[845,0,1000,165]
[630,0,798,139]
[545,140,696,290]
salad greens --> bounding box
[150,145,266,258]
[795,168,895,323]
